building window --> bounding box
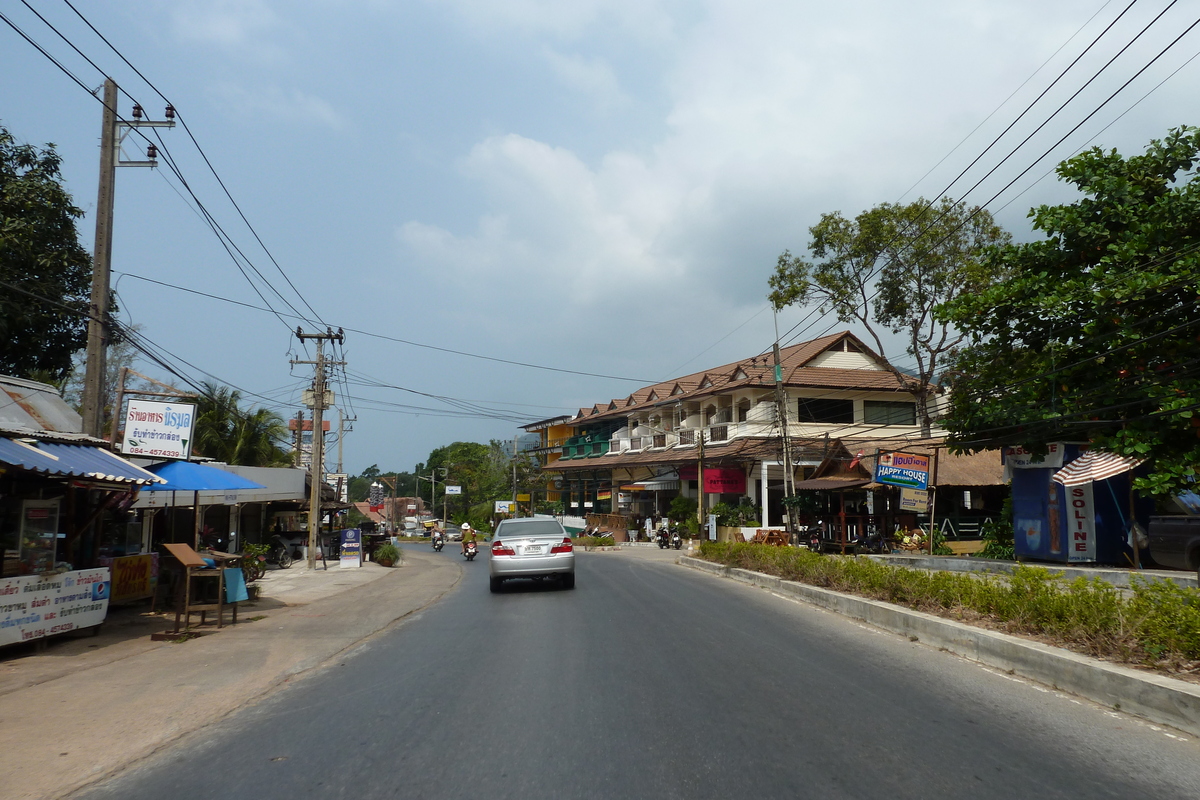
[797,398,854,424]
[863,400,916,425]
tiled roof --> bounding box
[558,331,916,425]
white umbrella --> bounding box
[1052,451,1144,486]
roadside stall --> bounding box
[1007,444,1152,566]
[1,376,169,648]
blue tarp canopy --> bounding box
[140,460,265,492]
[0,437,164,486]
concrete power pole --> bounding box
[81,78,175,437]
[772,311,797,541]
[293,328,345,568]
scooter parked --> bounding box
[670,527,683,550]
[656,529,670,549]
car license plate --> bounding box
[524,545,543,555]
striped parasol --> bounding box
[1051,451,1144,486]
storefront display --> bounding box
[19,499,60,575]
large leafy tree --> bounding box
[938,127,1200,496]
[769,198,1010,436]
[0,125,94,381]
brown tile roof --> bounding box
[560,331,916,426]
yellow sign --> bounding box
[516,493,530,502]
[110,554,155,603]
[899,488,929,513]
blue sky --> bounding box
[3,0,1198,474]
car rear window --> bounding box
[496,520,566,538]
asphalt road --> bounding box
[77,546,1200,799]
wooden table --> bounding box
[162,543,241,633]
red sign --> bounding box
[679,466,745,494]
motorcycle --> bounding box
[267,534,293,569]
[853,527,891,555]
[656,530,670,549]
[801,525,823,553]
[670,527,683,550]
[463,541,478,561]
[432,533,444,552]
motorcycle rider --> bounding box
[460,522,477,556]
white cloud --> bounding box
[542,50,629,111]
[170,0,281,51]
[209,83,344,131]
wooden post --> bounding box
[928,448,940,556]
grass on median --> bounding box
[697,542,1200,672]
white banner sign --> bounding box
[494,500,514,514]
[120,400,196,459]
[1066,482,1096,562]
[0,568,111,646]
[445,485,462,495]
[1003,443,1066,470]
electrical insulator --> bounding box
[165,104,175,120]
[146,144,157,158]
[132,104,144,119]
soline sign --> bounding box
[120,400,195,459]
[874,451,930,491]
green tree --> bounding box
[768,197,1011,436]
[193,381,290,466]
[938,127,1200,496]
[0,125,95,381]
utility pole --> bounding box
[292,409,305,467]
[336,409,355,474]
[293,327,345,568]
[81,78,175,437]
[697,431,706,537]
[512,435,519,515]
[772,311,797,541]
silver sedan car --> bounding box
[488,518,575,592]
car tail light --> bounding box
[492,540,515,556]
[551,537,573,554]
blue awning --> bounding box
[0,437,165,486]
[140,460,265,492]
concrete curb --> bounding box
[678,555,1200,738]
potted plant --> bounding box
[374,543,401,567]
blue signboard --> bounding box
[340,527,362,569]
[874,451,930,491]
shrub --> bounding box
[374,543,400,567]
[695,542,1200,666]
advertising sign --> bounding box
[120,400,195,459]
[874,451,930,490]
[898,488,929,513]
[339,528,362,569]
[325,474,349,503]
[1066,483,1097,562]
[704,468,746,495]
[1003,443,1066,470]
[494,500,515,514]
[517,493,530,502]
[445,485,462,495]
[707,514,718,541]
[105,554,157,603]
[0,568,111,646]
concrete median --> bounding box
[679,555,1200,739]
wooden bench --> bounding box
[946,540,987,556]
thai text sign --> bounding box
[899,488,929,513]
[106,554,156,603]
[875,452,930,490]
[340,528,362,569]
[120,399,195,459]
[0,568,110,646]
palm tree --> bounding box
[194,382,289,466]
